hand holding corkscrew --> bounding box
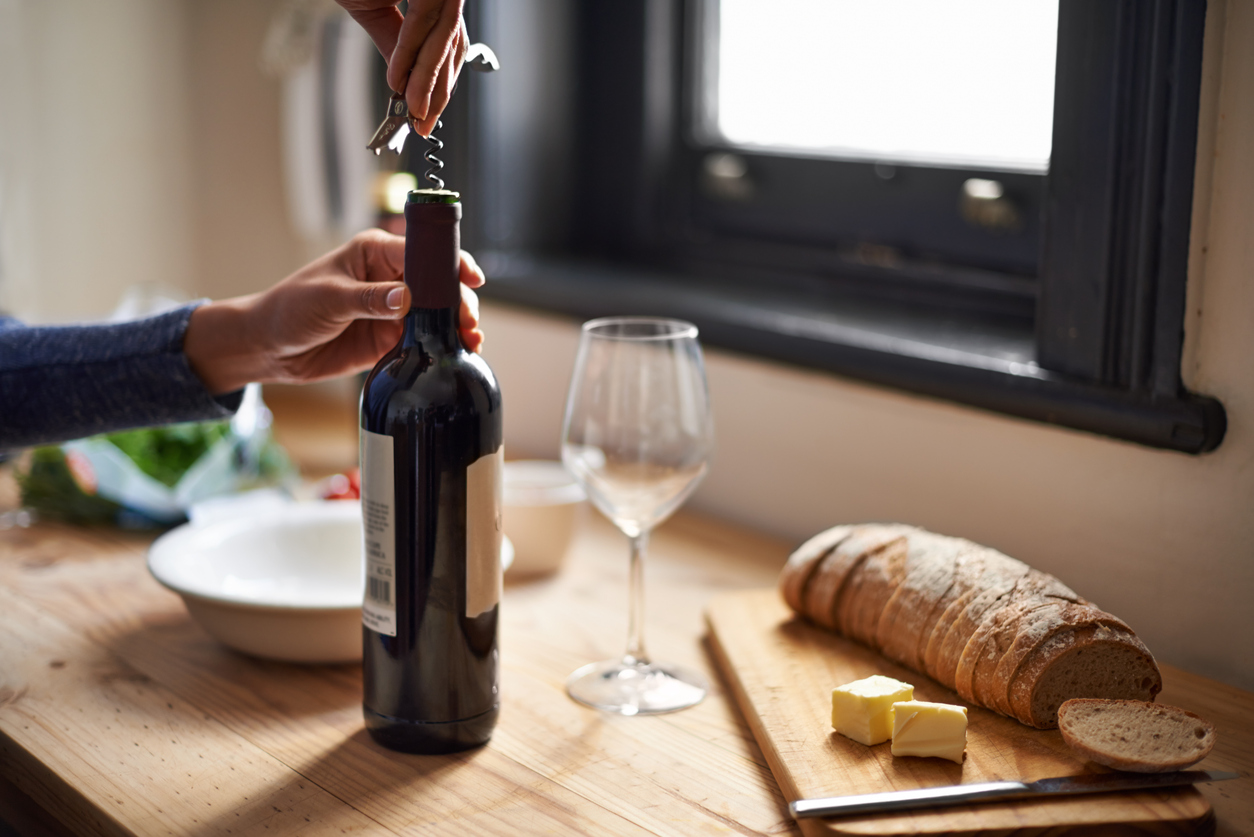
[367,42,499,177]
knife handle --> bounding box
[790,781,1031,819]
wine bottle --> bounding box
[359,189,503,754]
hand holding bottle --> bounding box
[184,229,484,396]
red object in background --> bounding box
[320,467,361,500]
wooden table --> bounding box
[0,496,800,836]
[0,389,1250,835]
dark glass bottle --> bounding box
[359,190,503,754]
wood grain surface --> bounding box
[707,589,1252,837]
[0,500,795,836]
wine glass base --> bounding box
[566,658,709,715]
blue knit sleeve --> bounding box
[0,303,244,451]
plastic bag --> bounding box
[20,384,296,528]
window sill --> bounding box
[477,252,1225,454]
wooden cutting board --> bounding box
[706,589,1213,837]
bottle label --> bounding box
[465,446,504,617]
[360,429,397,636]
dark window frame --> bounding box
[445,0,1224,453]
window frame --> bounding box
[451,0,1224,453]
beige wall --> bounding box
[0,0,306,321]
[0,0,197,321]
[481,1,1254,691]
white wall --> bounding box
[481,1,1254,691]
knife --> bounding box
[790,769,1239,819]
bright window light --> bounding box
[713,0,1058,171]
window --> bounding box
[444,0,1224,453]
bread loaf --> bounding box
[779,524,1162,729]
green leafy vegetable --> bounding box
[105,422,229,487]
[18,447,121,525]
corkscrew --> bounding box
[366,42,500,160]
[420,121,446,189]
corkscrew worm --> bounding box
[422,121,445,190]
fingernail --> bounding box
[386,287,405,310]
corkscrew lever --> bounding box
[367,42,499,156]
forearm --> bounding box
[183,296,271,396]
[0,304,243,452]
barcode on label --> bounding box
[367,577,392,605]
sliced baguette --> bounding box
[1057,699,1216,772]
[778,524,1163,730]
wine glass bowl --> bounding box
[561,317,714,715]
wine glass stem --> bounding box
[623,530,650,667]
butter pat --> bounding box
[831,676,914,745]
[890,700,968,764]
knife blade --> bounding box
[790,769,1239,819]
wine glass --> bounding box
[561,317,714,715]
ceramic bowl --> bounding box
[148,501,513,664]
[503,460,586,578]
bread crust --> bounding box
[875,533,966,669]
[801,525,901,630]
[1058,699,1215,772]
[958,571,1084,707]
[925,551,1022,687]
[921,550,991,684]
[843,527,913,646]
[780,524,854,614]
[941,554,1031,699]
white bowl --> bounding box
[148,501,514,664]
[503,460,585,578]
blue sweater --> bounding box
[0,304,243,452]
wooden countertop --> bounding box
[0,488,797,835]
[1,389,1250,836]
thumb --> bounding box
[324,279,409,322]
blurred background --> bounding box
[0,0,1251,690]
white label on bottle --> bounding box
[360,429,397,636]
[465,447,503,618]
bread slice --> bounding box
[1057,699,1216,772]
[780,525,854,614]
[802,525,900,630]
[928,551,1028,689]
[921,550,993,684]
[987,602,1126,718]
[957,571,1084,707]
[1007,623,1163,728]
[842,527,914,646]
[820,525,906,634]
[875,533,967,669]
[942,556,1032,700]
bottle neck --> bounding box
[402,305,461,352]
